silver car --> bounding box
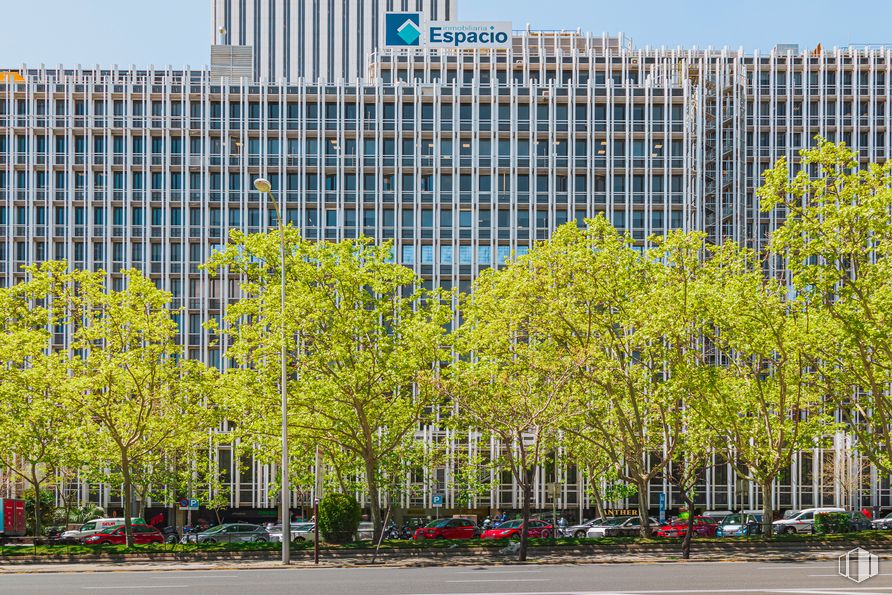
[268,522,316,542]
[181,523,270,544]
[560,517,603,538]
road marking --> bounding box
[454,569,545,574]
[404,588,892,595]
[446,578,551,583]
[82,586,188,590]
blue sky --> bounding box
[3,0,892,68]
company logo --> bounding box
[839,547,879,583]
[429,24,510,47]
[386,13,421,46]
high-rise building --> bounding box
[211,0,457,82]
[2,2,891,516]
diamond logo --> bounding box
[386,13,422,46]
[397,19,421,44]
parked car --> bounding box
[560,517,603,538]
[83,524,163,546]
[773,507,845,534]
[701,510,735,523]
[180,523,269,544]
[872,511,892,530]
[655,516,718,538]
[716,513,763,537]
[586,516,660,538]
[61,517,146,542]
[268,522,316,542]
[413,517,477,540]
[481,519,554,540]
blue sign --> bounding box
[386,13,422,47]
[179,498,190,508]
[431,494,444,507]
[658,493,666,523]
[189,498,199,509]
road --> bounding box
[2,561,891,594]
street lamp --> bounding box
[253,176,290,564]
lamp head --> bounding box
[253,177,272,193]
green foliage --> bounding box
[759,138,892,475]
[318,493,361,544]
[814,512,852,534]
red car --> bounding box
[481,519,554,540]
[83,524,164,545]
[413,517,477,540]
[655,516,718,539]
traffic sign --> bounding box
[178,497,199,511]
[431,494,444,508]
[658,493,666,523]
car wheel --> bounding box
[541,530,551,538]
[205,538,217,543]
[509,533,520,541]
[254,537,267,543]
[293,536,305,542]
[574,530,586,538]
[100,540,112,546]
[782,527,795,535]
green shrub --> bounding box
[318,493,361,543]
[814,512,851,534]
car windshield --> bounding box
[201,525,225,534]
[293,523,314,531]
[499,520,522,529]
[105,524,124,533]
[425,519,452,528]
[722,514,742,525]
[602,517,629,526]
[81,522,96,531]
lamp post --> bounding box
[253,177,290,564]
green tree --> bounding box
[551,220,702,537]
[208,231,451,541]
[759,139,892,476]
[37,267,217,547]
[693,242,832,536]
[444,240,577,562]
[0,263,81,536]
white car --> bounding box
[268,522,316,542]
[586,516,660,538]
[773,507,845,534]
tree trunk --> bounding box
[681,492,694,560]
[364,458,382,543]
[760,481,774,538]
[30,467,42,538]
[636,478,651,538]
[589,474,606,520]
[518,466,533,562]
[121,454,134,548]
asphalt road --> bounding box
[3,561,892,595]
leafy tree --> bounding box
[36,267,217,547]
[444,240,577,561]
[208,231,451,541]
[759,140,892,476]
[692,242,832,536]
[0,263,81,536]
[551,220,703,537]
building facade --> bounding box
[212,0,456,82]
[2,2,892,518]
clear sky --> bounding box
[3,0,892,68]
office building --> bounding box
[1,1,890,518]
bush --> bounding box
[814,512,851,534]
[318,493,361,543]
